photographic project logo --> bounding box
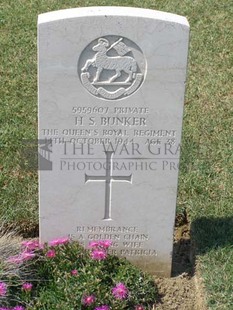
[38,139,53,170]
[20,139,53,171]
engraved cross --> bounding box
[85,151,132,220]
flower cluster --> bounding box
[45,237,70,258]
[21,239,42,251]
[8,237,70,263]
[81,283,129,309]
[48,237,69,247]
[2,237,156,309]
[0,281,32,309]
[88,240,112,261]
[7,239,42,265]
[7,251,35,264]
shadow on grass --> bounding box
[171,215,233,277]
[191,216,233,254]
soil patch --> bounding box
[154,212,207,310]
[155,274,196,310]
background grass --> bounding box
[0,0,232,309]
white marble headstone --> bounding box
[38,7,189,276]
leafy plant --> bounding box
[0,238,158,309]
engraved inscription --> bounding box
[78,36,146,100]
[74,226,156,257]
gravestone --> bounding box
[38,7,189,276]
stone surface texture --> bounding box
[38,6,189,276]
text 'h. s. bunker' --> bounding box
[38,7,189,277]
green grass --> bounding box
[0,0,232,309]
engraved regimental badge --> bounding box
[78,36,146,100]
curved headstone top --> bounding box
[38,6,189,27]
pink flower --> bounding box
[13,306,25,310]
[98,240,112,249]
[71,269,78,276]
[21,239,41,251]
[135,306,145,310]
[46,249,56,258]
[88,240,112,249]
[7,251,35,264]
[90,249,107,260]
[0,281,7,296]
[22,282,33,291]
[95,306,110,310]
[0,307,9,310]
[88,241,100,248]
[20,251,36,261]
[7,255,23,264]
[48,237,69,247]
[82,294,96,306]
[112,283,128,300]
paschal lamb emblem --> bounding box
[78,36,146,100]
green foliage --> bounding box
[1,239,157,309]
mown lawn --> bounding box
[0,1,232,309]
